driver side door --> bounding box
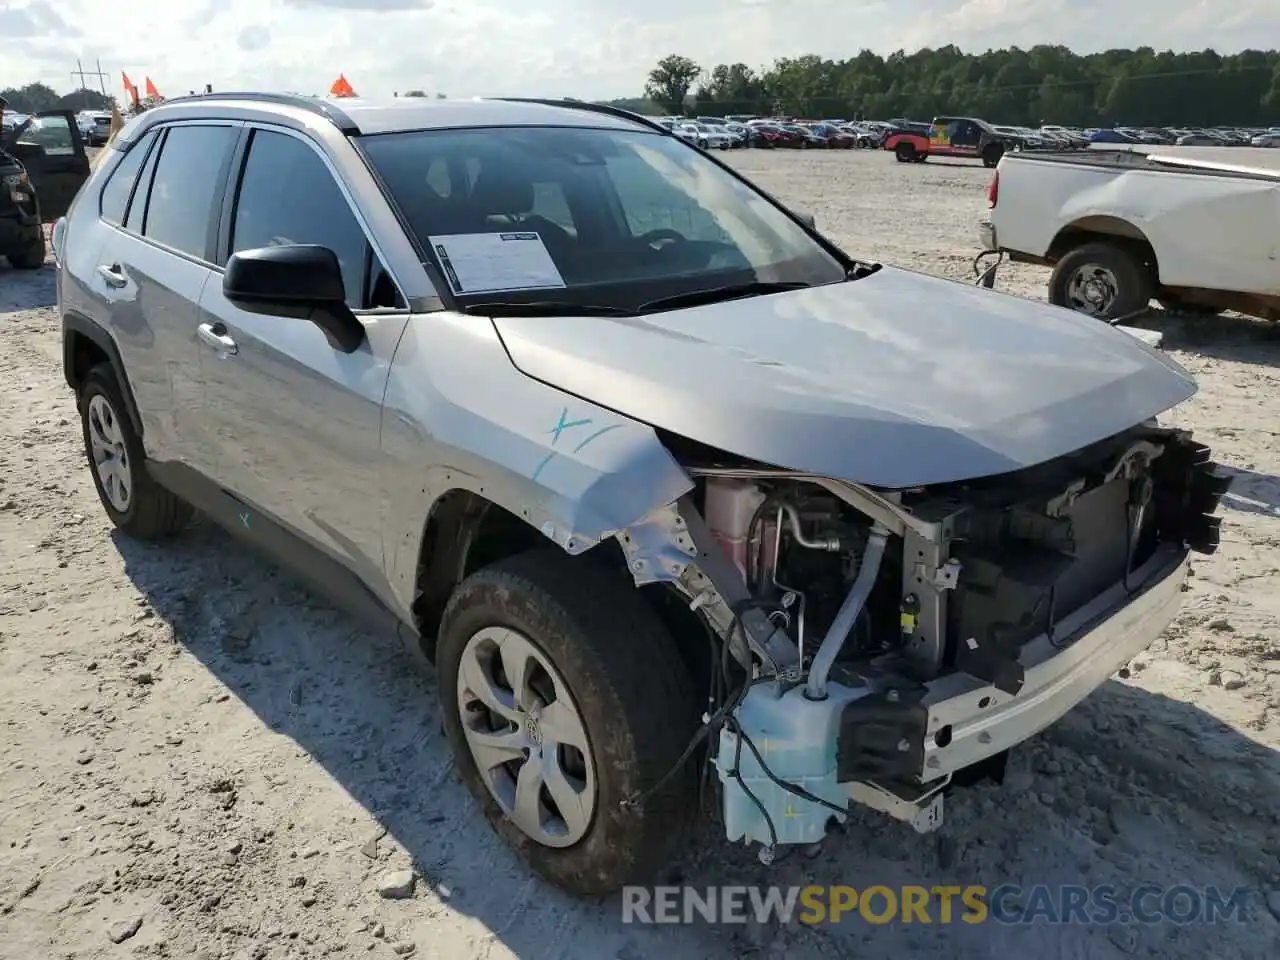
[196,124,411,583]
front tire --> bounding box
[79,364,193,538]
[437,551,698,898]
[894,141,916,162]
[982,143,1004,168]
[1049,242,1154,320]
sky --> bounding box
[1,0,1277,101]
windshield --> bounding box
[360,125,847,308]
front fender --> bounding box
[380,312,694,617]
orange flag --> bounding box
[122,72,140,107]
[329,74,356,98]
[144,77,161,100]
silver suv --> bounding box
[55,93,1228,897]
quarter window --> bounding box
[141,125,237,258]
[230,129,370,308]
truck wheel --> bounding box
[7,233,46,270]
[982,144,1004,168]
[78,364,193,538]
[894,142,916,162]
[437,550,699,898]
[1049,242,1154,320]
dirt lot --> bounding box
[2,149,1279,960]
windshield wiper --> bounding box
[636,281,811,313]
[464,300,637,317]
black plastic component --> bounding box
[835,687,929,782]
[224,245,365,353]
[1150,434,1232,557]
[948,543,1075,696]
[151,91,360,135]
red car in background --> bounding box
[751,123,802,148]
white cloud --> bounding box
[0,0,1275,99]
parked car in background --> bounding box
[679,122,733,150]
[1176,134,1220,146]
[77,111,113,147]
[811,123,854,148]
[784,123,828,148]
[886,116,1012,167]
[980,147,1280,322]
[723,122,753,147]
[1250,133,1280,148]
[748,122,793,148]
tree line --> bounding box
[1,82,116,114]
[640,47,1280,127]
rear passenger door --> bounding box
[89,121,241,466]
[196,125,410,582]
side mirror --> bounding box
[794,209,817,230]
[223,244,365,353]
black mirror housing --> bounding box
[224,244,346,306]
[223,244,365,353]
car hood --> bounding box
[491,267,1197,489]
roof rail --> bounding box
[147,91,360,135]
[494,97,672,136]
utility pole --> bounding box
[70,58,110,108]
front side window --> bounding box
[360,125,846,308]
[229,128,370,307]
[142,124,237,259]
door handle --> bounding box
[96,263,127,288]
[196,322,238,355]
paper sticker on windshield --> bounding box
[427,232,565,296]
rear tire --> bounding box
[78,364,193,538]
[7,233,46,270]
[894,141,916,162]
[1049,242,1154,321]
[437,550,699,898]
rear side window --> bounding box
[142,124,237,259]
[229,129,368,307]
[99,131,157,226]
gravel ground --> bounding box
[2,149,1279,960]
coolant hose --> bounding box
[804,524,890,700]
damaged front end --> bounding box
[617,425,1230,859]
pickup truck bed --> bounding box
[979,147,1280,321]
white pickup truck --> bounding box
[977,148,1280,322]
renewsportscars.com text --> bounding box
[622,884,1250,926]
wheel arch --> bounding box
[1048,217,1159,280]
[408,485,711,686]
[62,311,145,438]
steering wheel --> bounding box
[637,228,688,249]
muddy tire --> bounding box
[894,141,916,162]
[1049,242,1154,321]
[982,143,1004,168]
[78,364,193,538]
[7,232,46,269]
[437,550,699,898]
